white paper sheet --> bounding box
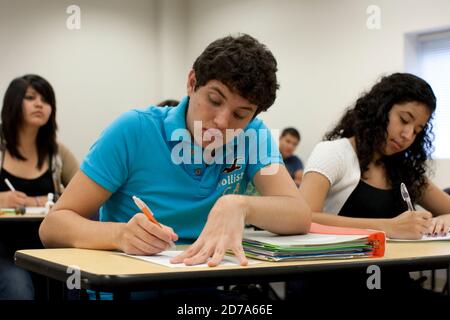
[388,232,450,242]
[25,207,47,215]
[122,251,261,268]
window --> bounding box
[416,31,450,159]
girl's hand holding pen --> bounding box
[2,178,27,208]
[0,190,27,208]
[385,210,432,239]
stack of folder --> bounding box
[242,223,385,261]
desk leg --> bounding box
[447,266,450,297]
[431,270,436,291]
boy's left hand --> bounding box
[170,194,249,267]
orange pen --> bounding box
[132,195,176,248]
[132,196,162,228]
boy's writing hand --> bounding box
[170,195,248,267]
[115,213,178,255]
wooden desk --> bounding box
[14,242,450,297]
[0,213,46,222]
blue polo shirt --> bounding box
[81,96,282,243]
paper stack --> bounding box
[242,223,385,261]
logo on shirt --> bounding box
[218,158,245,195]
[223,157,242,174]
[219,172,244,187]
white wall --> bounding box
[154,0,191,100]
[0,0,160,161]
[0,0,449,188]
[183,0,450,188]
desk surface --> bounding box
[15,242,450,291]
[0,213,46,221]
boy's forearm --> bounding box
[244,195,311,235]
[39,210,121,250]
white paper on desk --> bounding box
[388,233,450,242]
[25,207,46,215]
[122,251,261,268]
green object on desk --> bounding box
[0,207,26,215]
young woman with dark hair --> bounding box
[0,74,78,299]
[296,73,450,302]
[302,73,450,238]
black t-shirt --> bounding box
[338,179,412,287]
[0,167,54,196]
[339,180,407,218]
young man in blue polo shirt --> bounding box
[40,34,311,268]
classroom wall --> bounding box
[1,0,449,188]
[155,0,190,101]
[0,0,160,162]
[178,0,450,188]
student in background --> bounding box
[0,74,78,300]
[40,34,310,278]
[0,75,79,207]
[279,127,304,186]
[157,99,179,107]
[296,73,450,301]
[245,127,304,196]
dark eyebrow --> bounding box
[237,106,255,112]
[210,86,226,99]
[405,111,416,120]
[404,111,425,130]
[210,86,256,112]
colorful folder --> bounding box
[242,223,385,262]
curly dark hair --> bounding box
[192,34,279,115]
[324,73,436,202]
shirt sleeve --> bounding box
[245,119,283,183]
[80,110,143,193]
[303,140,345,185]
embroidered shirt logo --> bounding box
[223,157,242,174]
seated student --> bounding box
[279,127,304,186]
[245,127,304,196]
[0,74,78,300]
[157,99,179,107]
[39,34,311,278]
[296,73,450,301]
